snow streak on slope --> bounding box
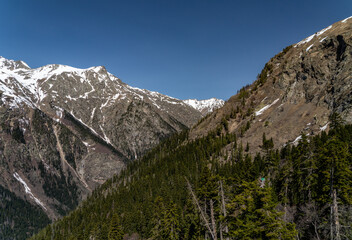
[13,172,46,210]
[255,98,279,116]
[295,25,332,47]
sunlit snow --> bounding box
[320,123,329,131]
[255,98,279,116]
[342,16,352,23]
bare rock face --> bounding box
[191,16,352,154]
[0,57,216,224]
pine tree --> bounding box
[108,214,124,240]
[329,112,344,130]
[291,134,317,204]
[316,137,352,205]
[150,197,181,240]
[226,181,297,239]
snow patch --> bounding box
[316,25,332,36]
[82,141,90,147]
[342,16,352,23]
[320,123,329,131]
[306,44,314,52]
[255,98,280,116]
[295,25,332,47]
[319,37,327,43]
[90,107,96,122]
[293,135,302,144]
[295,34,316,47]
[99,125,112,144]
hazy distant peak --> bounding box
[183,98,224,115]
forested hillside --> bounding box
[31,113,352,239]
[0,185,50,240]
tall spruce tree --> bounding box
[108,214,124,240]
[226,181,297,240]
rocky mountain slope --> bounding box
[0,56,223,238]
[191,16,352,153]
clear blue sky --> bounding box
[1,0,351,100]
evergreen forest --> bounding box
[30,114,352,240]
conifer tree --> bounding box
[151,197,181,240]
[226,181,297,239]
[108,214,124,240]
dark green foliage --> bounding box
[11,125,25,144]
[329,111,345,129]
[257,62,273,86]
[38,161,79,215]
[0,184,50,240]
[150,197,180,240]
[31,124,352,240]
[108,214,124,240]
[226,181,297,239]
[221,117,228,132]
[275,45,293,59]
[261,132,274,152]
[238,86,250,101]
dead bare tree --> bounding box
[219,180,229,240]
[185,178,216,240]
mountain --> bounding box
[30,16,352,240]
[183,98,224,115]
[0,56,222,239]
[191,16,352,152]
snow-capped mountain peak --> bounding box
[0,56,30,70]
[183,98,224,115]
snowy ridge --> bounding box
[0,56,222,117]
[0,56,219,145]
[295,25,332,47]
[294,16,352,48]
[0,57,117,108]
[183,98,224,114]
[342,16,352,23]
